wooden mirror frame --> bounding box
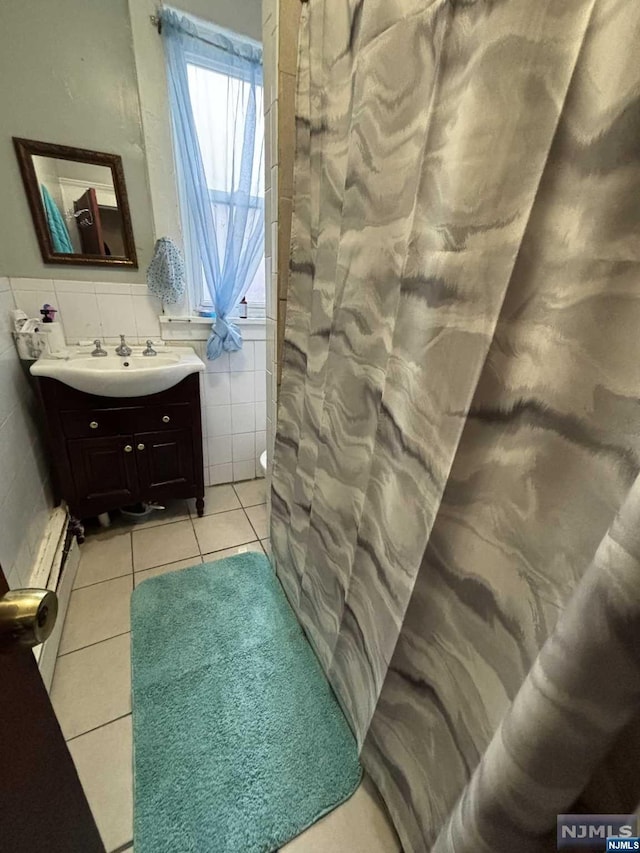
[13,137,138,268]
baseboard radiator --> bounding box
[29,506,80,692]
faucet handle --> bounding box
[143,339,157,356]
[91,339,107,357]
[115,334,132,356]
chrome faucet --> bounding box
[91,339,108,357]
[115,334,132,357]
[142,340,157,357]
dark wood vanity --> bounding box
[35,374,205,537]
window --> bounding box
[185,60,265,311]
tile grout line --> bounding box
[198,535,258,559]
[232,480,267,509]
[90,511,191,536]
[85,490,267,535]
[65,712,132,745]
[128,517,189,533]
[135,550,201,574]
[191,502,260,556]
[57,630,131,658]
[85,502,218,540]
[133,554,202,574]
[72,568,133,593]
[242,505,262,542]
[134,535,271,571]
[110,841,133,853]
[243,500,269,541]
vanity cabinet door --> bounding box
[135,429,195,498]
[67,434,138,509]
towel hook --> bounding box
[69,207,94,228]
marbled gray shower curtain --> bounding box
[271,0,640,850]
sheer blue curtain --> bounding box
[161,9,265,359]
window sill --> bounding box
[159,315,267,341]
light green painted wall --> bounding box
[180,0,262,41]
[0,0,262,284]
[128,0,262,314]
[0,0,154,281]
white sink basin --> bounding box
[31,346,205,397]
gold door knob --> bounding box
[162,415,170,423]
[90,421,99,429]
[0,588,58,651]
[137,443,145,451]
[124,444,133,453]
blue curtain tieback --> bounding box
[207,316,243,360]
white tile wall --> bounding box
[9,278,161,345]
[255,371,267,402]
[232,432,255,462]
[0,277,53,588]
[231,402,256,434]
[96,292,137,339]
[270,219,279,273]
[57,292,101,342]
[203,372,231,406]
[233,459,256,482]
[203,332,266,482]
[206,351,230,373]
[206,405,233,437]
[254,339,267,371]
[12,288,57,322]
[6,278,267,487]
[263,5,281,493]
[230,372,255,404]
[132,291,163,340]
[210,462,234,485]
[208,435,232,465]
[229,341,255,372]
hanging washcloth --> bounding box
[146,237,186,304]
[41,185,73,253]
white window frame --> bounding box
[177,46,266,316]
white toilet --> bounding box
[259,450,267,476]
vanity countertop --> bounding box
[30,345,204,397]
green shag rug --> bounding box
[131,552,362,853]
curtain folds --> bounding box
[161,9,264,358]
[272,0,640,849]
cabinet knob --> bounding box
[137,443,146,451]
[124,445,133,453]
[90,421,99,429]
[162,415,170,423]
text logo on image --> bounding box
[606,840,640,851]
[557,816,638,850]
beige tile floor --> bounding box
[51,479,400,853]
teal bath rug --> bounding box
[131,552,362,853]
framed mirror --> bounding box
[13,138,138,268]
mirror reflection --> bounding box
[33,156,126,257]
[13,137,137,268]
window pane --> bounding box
[185,59,266,308]
[245,258,265,304]
[187,63,265,199]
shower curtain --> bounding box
[271,0,640,850]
